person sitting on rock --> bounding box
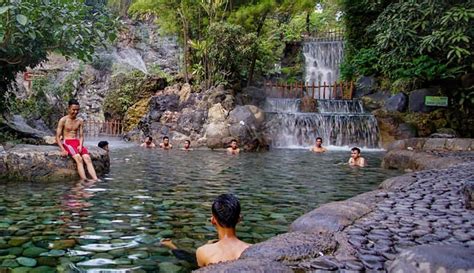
[196,193,251,267]
[140,136,156,148]
[182,140,193,151]
[227,139,240,155]
[348,147,366,167]
[310,137,327,153]
[98,141,109,152]
[159,136,173,150]
[56,99,98,181]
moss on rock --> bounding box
[123,97,151,132]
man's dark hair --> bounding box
[212,194,241,228]
[185,140,190,144]
[163,136,169,140]
[98,141,108,149]
[68,99,80,107]
[146,136,153,141]
[351,147,361,154]
[316,137,323,142]
[230,139,237,143]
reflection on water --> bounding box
[0,148,401,272]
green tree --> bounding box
[0,0,118,110]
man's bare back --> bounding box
[196,237,250,267]
[196,238,250,267]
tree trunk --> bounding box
[247,12,269,87]
[306,11,310,34]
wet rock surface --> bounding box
[0,145,109,181]
[388,245,474,273]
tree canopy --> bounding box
[0,0,118,110]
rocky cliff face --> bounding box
[124,84,268,151]
[9,19,180,127]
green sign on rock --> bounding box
[425,96,448,107]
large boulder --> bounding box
[241,231,337,262]
[354,76,376,98]
[0,145,109,181]
[208,103,228,123]
[227,105,267,151]
[408,88,440,113]
[388,245,474,273]
[385,92,408,112]
[176,108,207,135]
[205,122,230,147]
[361,91,390,111]
[148,94,179,122]
[290,200,372,234]
[1,115,52,141]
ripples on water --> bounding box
[0,147,401,272]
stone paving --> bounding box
[309,162,474,272]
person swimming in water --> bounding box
[182,140,192,151]
[226,139,240,155]
[98,141,109,152]
[140,136,156,148]
[310,137,327,153]
[348,147,366,167]
[159,136,173,150]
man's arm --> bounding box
[78,119,84,151]
[359,158,367,167]
[56,118,67,155]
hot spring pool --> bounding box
[0,146,402,272]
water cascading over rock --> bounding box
[263,34,380,148]
[264,98,380,148]
[303,40,344,99]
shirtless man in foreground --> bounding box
[226,139,240,155]
[348,147,367,167]
[311,137,327,153]
[56,99,98,181]
[196,194,251,267]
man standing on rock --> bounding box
[56,99,98,181]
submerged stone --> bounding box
[23,246,47,257]
[16,257,37,267]
[1,258,19,268]
[159,262,183,273]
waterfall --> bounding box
[264,98,380,149]
[303,40,344,99]
[114,48,148,74]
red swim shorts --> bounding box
[63,139,89,156]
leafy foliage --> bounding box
[341,0,473,84]
[0,0,118,110]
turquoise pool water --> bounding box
[0,147,401,272]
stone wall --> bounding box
[382,138,473,171]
